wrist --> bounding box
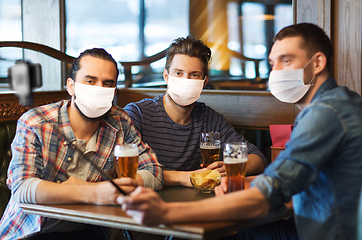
[164,171,192,187]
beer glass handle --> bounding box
[68,138,127,196]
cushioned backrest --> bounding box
[0,121,17,218]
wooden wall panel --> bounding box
[295,0,332,38]
[334,0,362,94]
[296,0,362,95]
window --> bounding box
[65,0,189,84]
[0,0,22,89]
[0,0,293,92]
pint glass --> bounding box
[200,132,221,167]
[223,142,248,192]
[114,144,139,179]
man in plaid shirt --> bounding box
[0,48,163,240]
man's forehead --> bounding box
[170,54,204,71]
[269,36,305,60]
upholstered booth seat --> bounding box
[0,121,16,218]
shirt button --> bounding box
[68,157,71,161]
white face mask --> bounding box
[167,76,205,106]
[268,56,315,103]
[73,82,115,118]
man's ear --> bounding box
[66,78,75,96]
[313,52,327,75]
[203,75,209,87]
[163,69,169,84]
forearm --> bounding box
[164,170,192,187]
[246,154,265,175]
[35,180,95,204]
[165,187,270,224]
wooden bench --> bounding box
[117,88,298,130]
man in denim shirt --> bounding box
[118,23,362,240]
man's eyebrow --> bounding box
[279,54,295,59]
[104,79,116,84]
[269,54,295,62]
[85,75,97,80]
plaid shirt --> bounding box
[0,100,163,240]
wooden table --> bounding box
[20,186,293,240]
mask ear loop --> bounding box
[303,54,317,86]
[70,79,77,100]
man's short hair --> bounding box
[70,48,119,81]
[165,35,211,77]
[274,23,333,72]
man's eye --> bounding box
[104,83,115,87]
[283,59,291,64]
[193,74,201,79]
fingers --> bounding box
[221,177,228,192]
[207,161,224,169]
[113,177,138,187]
[206,161,226,176]
[117,187,168,226]
[214,185,225,196]
[215,176,228,196]
[117,187,151,207]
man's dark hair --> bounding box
[165,35,211,77]
[274,23,333,72]
[70,48,119,80]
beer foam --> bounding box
[224,157,247,164]
[200,145,220,149]
[114,145,138,157]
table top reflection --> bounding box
[20,186,293,240]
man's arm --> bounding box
[163,170,194,187]
[245,154,265,175]
[118,186,270,226]
[35,176,137,205]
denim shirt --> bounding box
[252,77,362,240]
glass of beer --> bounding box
[223,142,248,192]
[200,132,221,167]
[114,144,139,179]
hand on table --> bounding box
[214,176,256,196]
[117,187,169,226]
[91,177,138,205]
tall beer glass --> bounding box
[200,132,221,167]
[114,144,139,179]
[223,142,248,192]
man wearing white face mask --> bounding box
[124,35,267,187]
[117,24,362,240]
[0,48,163,240]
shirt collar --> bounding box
[310,76,338,103]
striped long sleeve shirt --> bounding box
[124,94,268,171]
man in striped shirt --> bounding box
[0,48,163,240]
[124,36,267,187]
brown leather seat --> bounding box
[0,121,17,218]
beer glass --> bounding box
[114,144,139,179]
[200,132,221,167]
[223,142,248,192]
